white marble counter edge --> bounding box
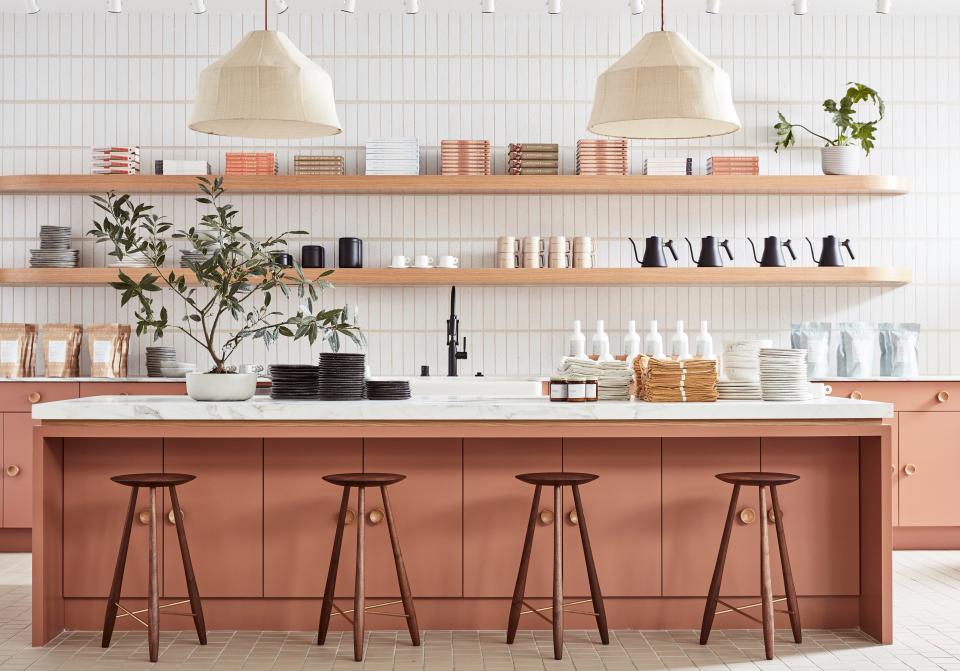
[33,395,893,421]
[0,377,186,383]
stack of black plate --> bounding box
[365,379,412,400]
[318,353,366,400]
[269,364,320,399]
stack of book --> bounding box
[440,140,491,175]
[224,152,278,175]
[643,157,693,176]
[293,155,345,175]
[576,139,628,175]
[508,143,559,175]
[707,156,760,175]
[154,160,211,175]
[365,138,420,175]
[634,356,719,402]
[91,146,140,174]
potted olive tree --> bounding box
[774,82,884,175]
[88,177,363,401]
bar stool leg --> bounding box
[552,485,564,660]
[318,486,351,645]
[758,485,775,660]
[700,484,741,645]
[507,484,542,644]
[571,484,609,645]
[147,486,160,663]
[354,486,365,662]
[168,485,207,645]
[770,485,802,643]
[380,485,420,647]
[102,486,139,648]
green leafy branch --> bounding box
[774,82,885,155]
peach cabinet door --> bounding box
[363,438,462,597]
[162,439,263,597]
[662,438,760,597]
[463,438,562,598]
[63,438,163,597]
[263,438,362,597]
[562,438,660,597]
[2,414,33,528]
[761,437,860,595]
[891,415,900,527]
[899,412,960,526]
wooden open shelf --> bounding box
[0,174,912,195]
[0,267,912,288]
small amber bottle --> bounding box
[567,377,586,402]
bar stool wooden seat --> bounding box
[317,473,420,662]
[102,473,206,663]
[507,472,609,661]
[700,471,802,660]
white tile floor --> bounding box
[0,552,958,669]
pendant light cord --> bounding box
[264,0,268,30]
[661,0,665,30]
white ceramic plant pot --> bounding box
[186,372,257,401]
[821,145,861,175]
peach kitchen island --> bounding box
[31,395,893,646]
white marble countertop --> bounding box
[0,377,185,383]
[814,376,960,382]
[32,395,893,421]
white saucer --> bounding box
[437,265,459,269]
[413,265,434,269]
[388,264,410,269]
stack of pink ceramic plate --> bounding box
[576,139,628,175]
[440,140,490,175]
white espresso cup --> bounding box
[390,255,411,268]
[573,236,593,254]
[414,255,434,268]
[522,252,544,269]
[497,252,519,268]
[572,251,596,268]
[522,236,544,254]
[438,255,459,268]
[497,236,520,253]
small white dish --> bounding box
[388,264,410,269]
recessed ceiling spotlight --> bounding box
[547,0,562,14]
[274,0,289,13]
[629,0,644,14]
[705,0,720,13]
[876,0,891,13]
[106,0,122,13]
[24,0,39,14]
[403,0,420,13]
[191,0,207,14]
[793,0,808,14]
[481,0,495,13]
[342,0,356,12]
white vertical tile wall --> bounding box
[0,10,955,377]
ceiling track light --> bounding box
[876,0,891,13]
[547,0,562,14]
[705,0,720,13]
[274,0,289,14]
[24,0,39,14]
[342,0,356,12]
[629,0,644,14]
[481,0,495,13]
[106,0,122,13]
[191,0,207,14]
[403,0,420,13]
[793,0,808,15]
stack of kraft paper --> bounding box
[508,143,559,175]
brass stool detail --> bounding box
[700,472,802,660]
[506,472,609,661]
[317,473,420,662]
[102,473,206,663]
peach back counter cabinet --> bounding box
[31,395,894,646]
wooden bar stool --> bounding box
[317,473,420,662]
[700,472,802,660]
[102,473,206,663]
[506,472,609,661]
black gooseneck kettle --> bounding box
[685,236,733,267]
[806,236,854,267]
[747,236,796,267]
[628,236,678,267]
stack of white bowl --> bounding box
[717,339,771,400]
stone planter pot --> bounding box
[186,372,257,401]
[821,145,861,175]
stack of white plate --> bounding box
[759,348,811,401]
[717,379,762,400]
[146,346,177,377]
[180,249,216,268]
[108,251,153,268]
[365,138,420,175]
[30,226,79,267]
[718,340,771,400]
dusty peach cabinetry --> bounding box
[31,395,894,646]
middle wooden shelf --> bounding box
[0,266,912,287]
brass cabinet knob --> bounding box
[539,509,555,525]
[137,510,151,525]
[739,508,756,524]
[5,465,20,477]
[891,464,896,475]
[27,392,41,403]
[937,390,950,403]
[167,509,183,525]
[368,508,384,525]
[850,390,863,400]
[567,510,578,525]
[343,509,356,526]
[904,463,917,476]
[767,508,782,524]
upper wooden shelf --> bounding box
[0,267,912,288]
[0,175,912,195]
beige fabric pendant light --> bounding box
[588,2,739,139]
[189,2,341,139]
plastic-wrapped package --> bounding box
[837,322,876,378]
[890,323,920,377]
[790,322,832,378]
